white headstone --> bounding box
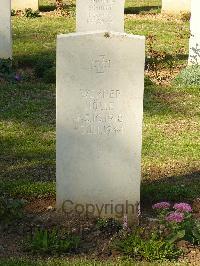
[162,0,191,13]
[56,31,145,222]
[76,0,125,32]
[0,0,12,59]
[12,0,39,11]
[188,0,200,64]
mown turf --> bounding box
[0,1,199,205]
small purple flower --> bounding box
[152,202,171,210]
[166,212,184,223]
[14,74,21,81]
[173,203,192,213]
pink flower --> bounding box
[173,203,192,213]
[152,202,171,210]
[166,212,184,223]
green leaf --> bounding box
[167,230,185,243]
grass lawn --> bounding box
[0,0,199,264]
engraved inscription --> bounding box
[80,89,120,99]
[87,0,116,25]
[91,55,111,74]
[73,88,124,136]
[87,13,112,25]
[79,124,123,135]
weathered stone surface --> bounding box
[188,0,200,64]
[0,0,12,59]
[76,0,125,32]
[162,0,191,13]
[56,31,145,222]
[12,0,39,10]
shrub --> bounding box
[24,8,40,18]
[141,182,199,204]
[174,65,200,86]
[0,197,25,224]
[25,228,80,254]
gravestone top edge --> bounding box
[57,31,145,41]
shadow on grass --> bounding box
[39,5,55,12]
[141,171,200,207]
[39,3,161,15]
[0,68,192,129]
[39,4,75,12]
[0,66,196,184]
[14,52,188,77]
[0,170,199,202]
[0,159,55,182]
[0,76,198,189]
[14,52,55,68]
[125,5,161,14]
[174,53,189,61]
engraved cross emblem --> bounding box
[92,55,111,74]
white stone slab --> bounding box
[0,0,12,59]
[76,0,125,32]
[162,0,191,13]
[56,31,145,222]
[188,0,200,64]
[12,0,39,10]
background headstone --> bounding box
[12,0,39,10]
[0,0,12,59]
[188,0,200,64]
[76,0,125,32]
[56,31,145,222]
[162,0,191,13]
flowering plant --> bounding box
[173,203,192,213]
[152,201,200,245]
